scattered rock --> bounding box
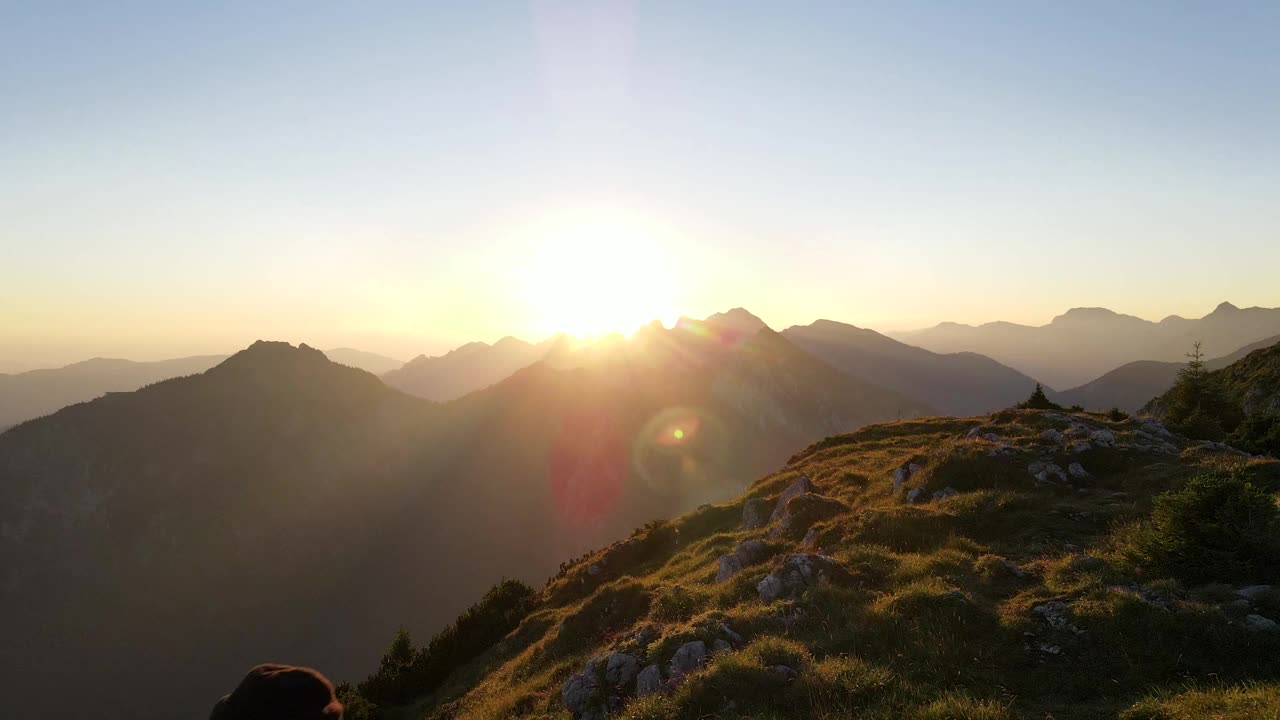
[561,658,604,720]
[669,641,707,677]
[768,665,799,681]
[1226,598,1252,612]
[1237,585,1274,601]
[771,493,849,539]
[892,466,909,494]
[715,539,770,582]
[718,623,743,644]
[1070,441,1092,453]
[1067,462,1090,479]
[983,433,1001,442]
[1090,429,1116,446]
[800,526,820,551]
[758,553,849,602]
[1040,428,1064,443]
[770,476,814,522]
[635,664,663,697]
[712,638,733,654]
[1245,614,1278,633]
[932,486,959,501]
[908,462,923,475]
[905,487,926,504]
[605,652,640,693]
[1032,601,1074,630]
[742,498,768,529]
[966,426,984,438]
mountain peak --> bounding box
[212,341,331,375]
[1209,301,1240,315]
[703,307,769,333]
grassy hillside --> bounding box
[351,410,1280,720]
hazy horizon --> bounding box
[5,2,1279,370]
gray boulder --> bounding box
[905,487,926,504]
[635,664,663,697]
[670,640,707,677]
[758,553,848,602]
[932,486,959,501]
[892,466,909,495]
[1237,585,1274,601]
[1040,428,1064,443]
[561,658,604,720]
[1090,429,1116,446]
[712,638,733,654]
[605,652,640,693]
[1245,614,1278,632]
[1068,462,1090,479]
[770,476,814,522]
[715,539,770,582]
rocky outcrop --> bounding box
[758,553,849,602]
[669,641,707,677]
[770,476,814,522]
[770,493,848,538]
[715,539,770,582]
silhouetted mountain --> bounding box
[0,325,926,720]
[0,354,227,430]
[782,319,1050,415]
[323,347,405,374]
[894,302,1280,389]
[382,336,558,401]
[1144,338,1280,420]
[1059,335,1280,412]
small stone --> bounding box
[905,487,926,504]
[983,433,1001,442]
[1090,429,1116,446]
[966,427,984,438]
[670,641,708,677]
[1245,614,1278,632]
[712,639,732,654]
[892,466,909,494]
[932,486,959,501]
[718,623,743,644]
[768,665,799,680]
[1040,428,1064,443]
[1033,601,1073,629]
[908,463,923,474]
[758,553,848,602]
[1028,461,1046,476]
[1070,441,1092,453]
[635,664,663,697]
[1068,462,1090,479]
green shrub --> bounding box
[1018,383,1062,411]
[1108,407,1129,421]
[1230,413,1280,457]
[1122,473,1280,585]
[358,579,539,706]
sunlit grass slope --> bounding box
[354,409,1280,720]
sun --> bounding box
[517,208,682,337]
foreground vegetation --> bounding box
[347,408,1280,719]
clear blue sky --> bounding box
[2,1,1278,370]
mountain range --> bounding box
[0,313,924,720]
[894,302,1280,389]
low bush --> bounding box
[1120,473,1280,585]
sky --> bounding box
[2,1,1278,371]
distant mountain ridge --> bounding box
[1059,334,1280,412]
[382,335,561,401]
[0,348,404,431]
[781,318,1051,415]
[893,301,1280,389]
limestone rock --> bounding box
[561,658,604,720]
[1068,462,1090,479]
[605,652,640,693]
[712,638,732,654]
[635,664,663,697]
[1245,614,1278,632]
[1090,429,1116,446]
[905,487,926,504]
[670,641,707,677]
[758,553,848,602]
[1040,428,1064,443]
[715,539,770,582]
[770,476,814,522]
[771,493,848,538]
